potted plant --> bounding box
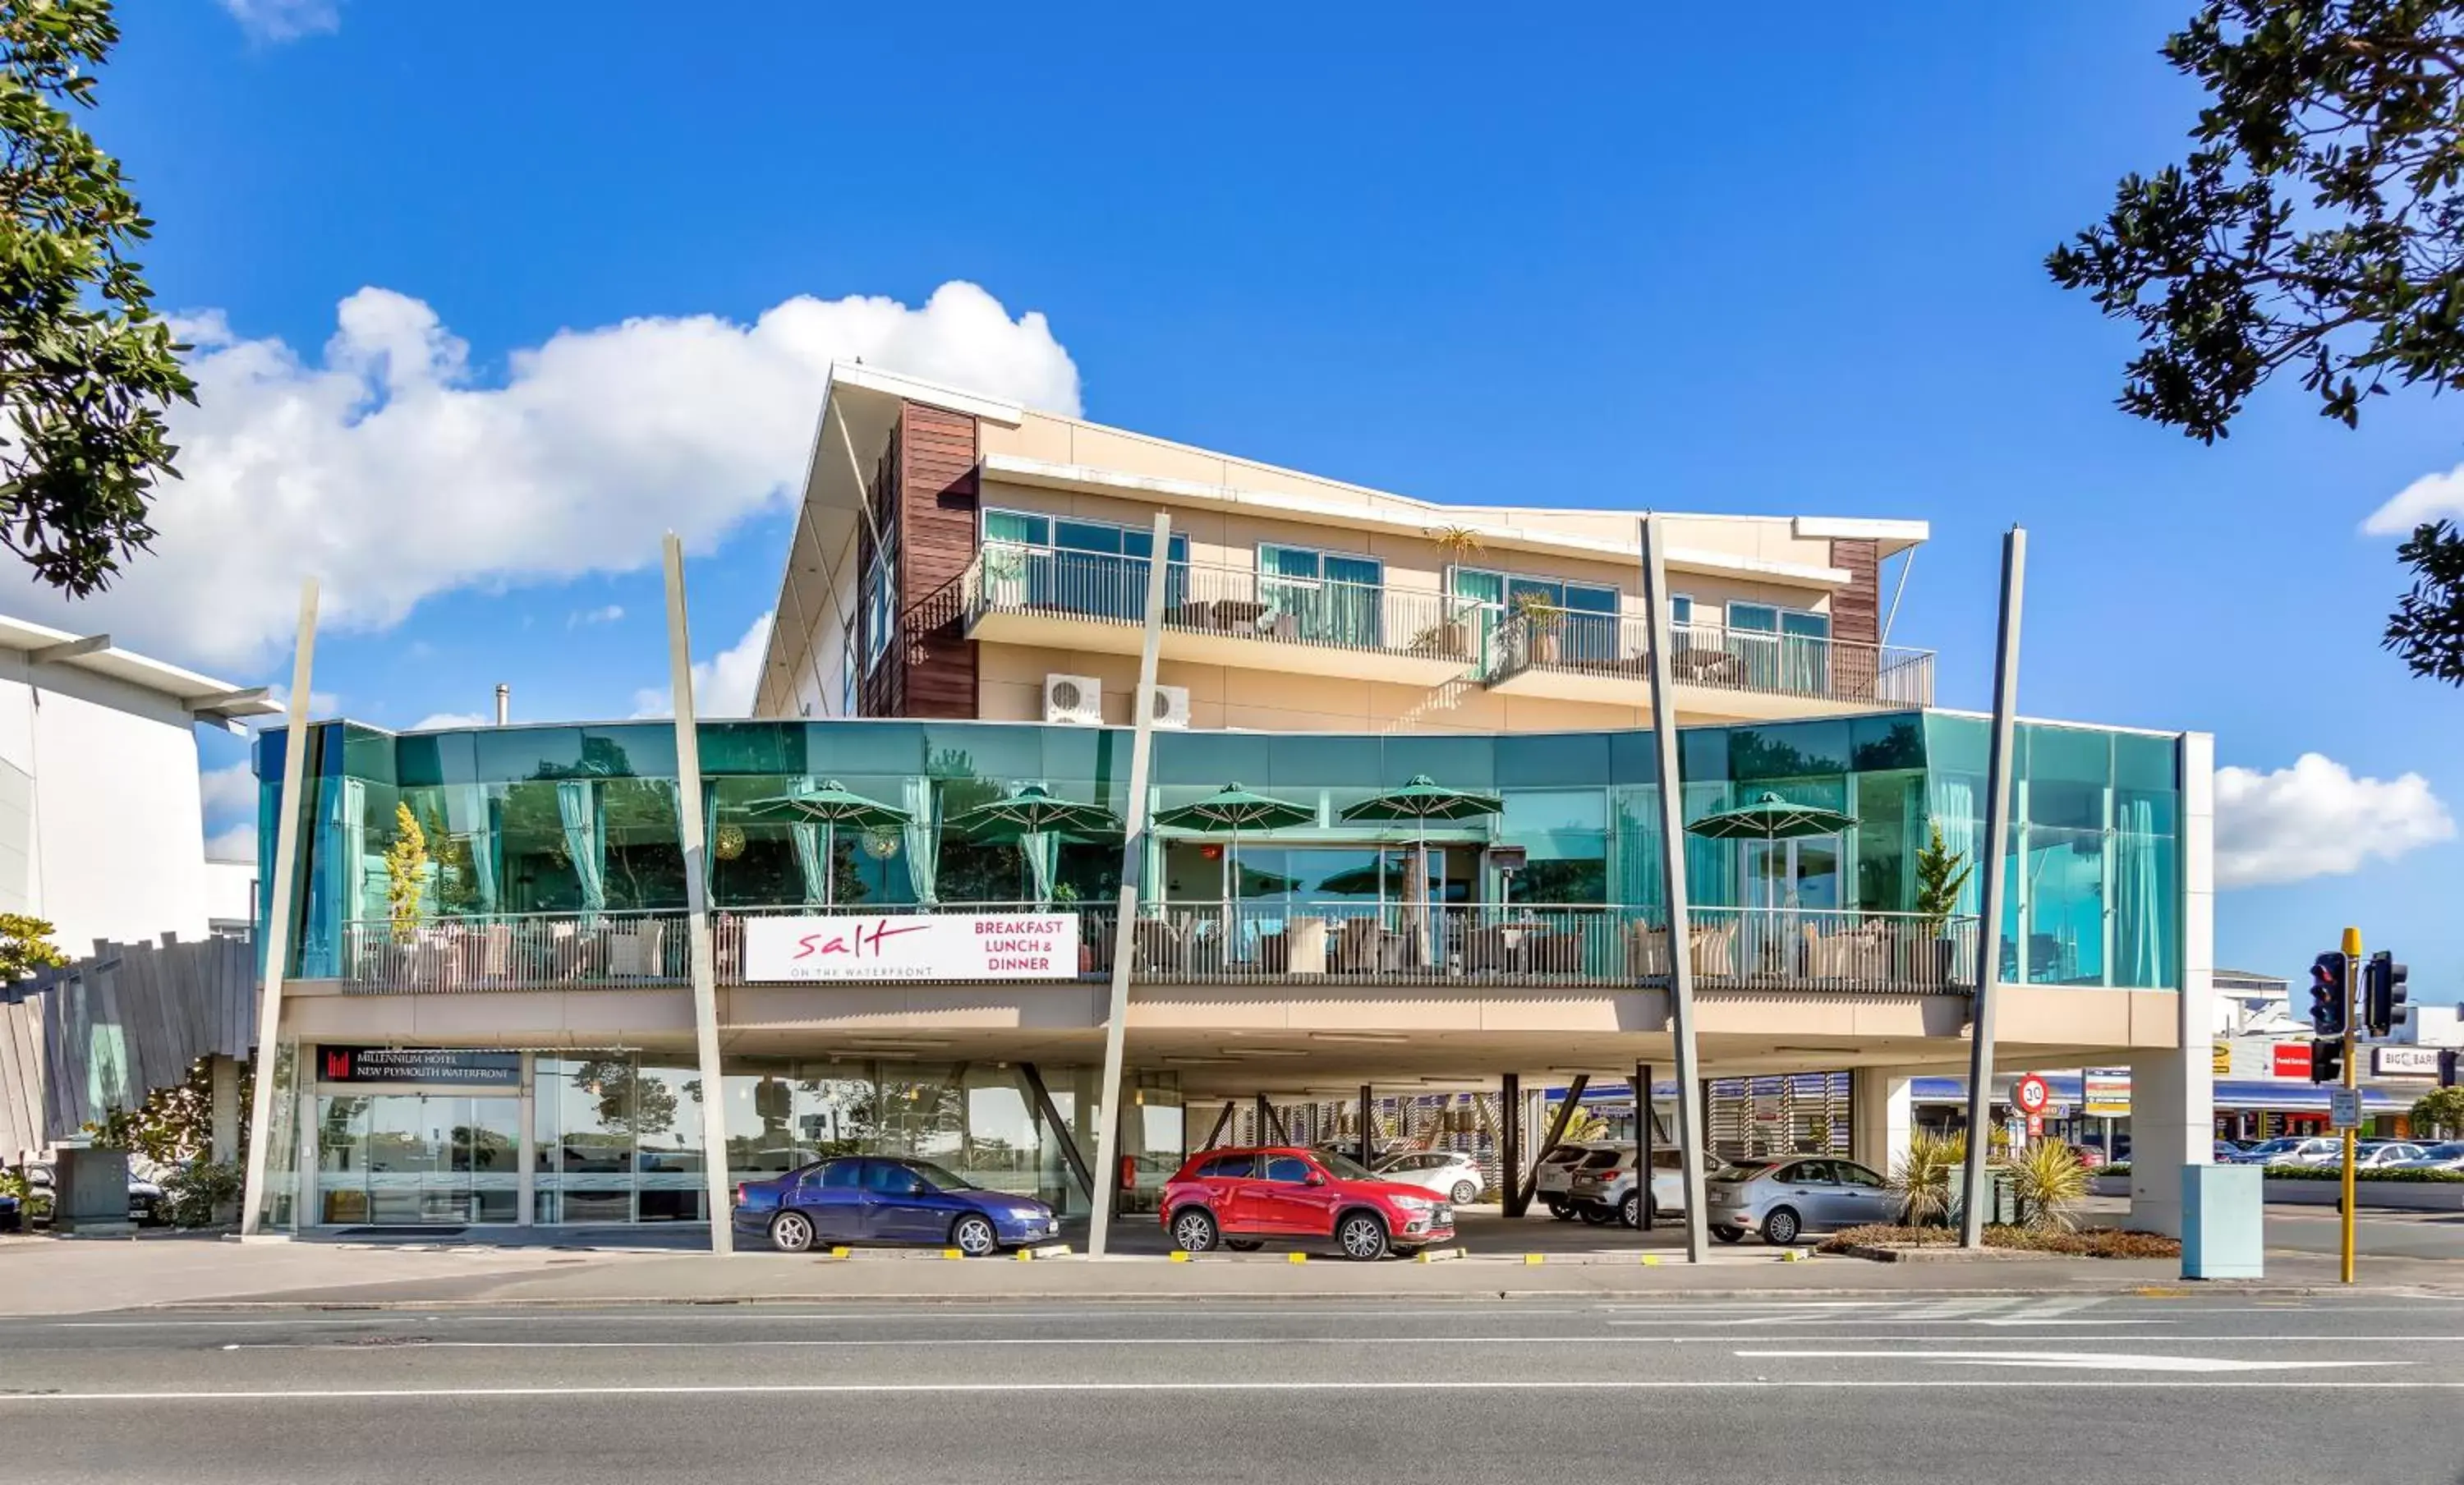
[1512,589,1566,664]
[981,544,1030,609]
[1913,822,1971,986]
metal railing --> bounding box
[336,911,690,994]
[333,904,1976,995]
[1488,612,1936,706]
[964,545,1489,667]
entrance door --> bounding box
[1742,834,1841,972]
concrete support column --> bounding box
[1849,1068,1915,1176]
[2131,731,2217,1238]
[209,1055,240,1165]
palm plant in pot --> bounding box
[1511,589,1566,665]
[1913,822,1970,987]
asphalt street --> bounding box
[4,1294,2462,1484]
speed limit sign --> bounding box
[2013,1074,2051,1116]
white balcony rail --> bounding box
[336,904,1975,995]
[1491,610,1936,706]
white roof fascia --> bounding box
[980,455,1854,589]
[1793,516,1930,547]
[825,361,1024,429]
[0,613,280,717]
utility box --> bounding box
[2181,1163,2264,1280]
[53,1147,134,1236]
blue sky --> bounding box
[47,0,2462,995]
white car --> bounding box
[1373,1150,1487,1206]
[2248,1137,2344,1168]
[2390,1141,2464,1171]
[1532,1141,1625,1219]
[1567,1147,1689,1226]
[2353,1141,2427,1170]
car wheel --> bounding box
[1170,1206,1220,1253]
[1620,1192,1643,1228]
[1579,1202,1612,1225]
[1224,1239,1263,1252]
[1336,1211,1391,1261]
[1711,1224,1745,1244]
[951,1214,1000,1257]
[1450,1180,1478,1206]
[1762,1207,1802,1247]
[1546,1199,1575,1221]
[767,1210,816,1254]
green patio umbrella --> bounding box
[1339,775,1505,957]
[1154,784,1314,917]
[949,784,1121,906]
[1682,791,1857,840]
[746,779,912,908]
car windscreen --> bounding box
[1319,1151,1379,1182]
[1577,1150,1621,1170]
[904,1160,977,1192]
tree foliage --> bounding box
[2049,1,2464,682]
[0,0,194,595]
[2411,1084,2464,1136]
[384,801,429,942]
[1913,824,1971,933]
[0,909,64,977]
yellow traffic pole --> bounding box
[2341,925,2361,1285]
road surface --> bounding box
[4,1294,2458,1483]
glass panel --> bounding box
[984,509,1049,546]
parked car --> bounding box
[2352,1141,2428,1171]
[0,1188,18,1232]
[732,1156,1059,1257]
[1568,1147,1689,1227]
[2230,1136,2342,1167]
[2065,1143,2108,1170]
[2390,1141,2464,1171]
[1705,1155,1897,1247]
[1532,1140,1622,1220]
[1371,1149,1486,1206]
[1161,1146,1454,1260]
[2213,1139,2249,1161]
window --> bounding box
[862,1161,925,1196]
[861,536,898,669]
[1835,1162,1884,1188]
[1726,601,1832,692]
[1781,1161,1837,1184]
[1263,1156,1312,1183]
[812,1161,861,1189]
[1448,566,1622,665]
[981,508,1189,620]
[1260,544,1384,646]
[1202,1155,1254,1179]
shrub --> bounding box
[2259,1165,2464,1183]
[1888,1130,1967,1226]
[159,1161,242,1228]
[1815,1222,2180,1259]
[2010,1140,2088,1232]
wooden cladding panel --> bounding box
[1828,539,1881,646]
[896,402,980,718]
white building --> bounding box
[0,614,277,955]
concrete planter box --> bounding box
[53,1147,133,1235]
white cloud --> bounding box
[19,281,1078,668]
[2363,462,2464,536]
[204,822,259,863]
[568,605,625,628]
[410,711,491,731]
[199,760,256,821]
[2213,752,2454,888]
[219,0,339,43]
[632,610,774,720]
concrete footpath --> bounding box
[6,1232,2459,1314]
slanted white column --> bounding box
[663,533,736,1257]
[1850,1068,1915,1177]
[240,580,319,1238]
[2131,730,2216,1238]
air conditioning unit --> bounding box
[1150,684,1192,729]
[1043,674,1103,726]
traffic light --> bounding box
[2363,950,2410,1037]
[2441,1048,2459,1089]
[2308,951,2351,1037]
[2309,1038,2344,1084]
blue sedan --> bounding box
[733,1156,1060,1257]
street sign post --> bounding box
[2338,927,2361,1285]
[2012,1074,2050,1118]
[2328,1087,2363,1130]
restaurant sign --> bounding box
[743,913,1080,982]
[319,1046,523,1087]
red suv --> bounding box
[1160,1146,1455,1260]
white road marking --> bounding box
[215,1333,2464,1351]
[1738,1349,2337,1372]
[6,1378,2464,1402]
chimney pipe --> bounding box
[494,683,509,726]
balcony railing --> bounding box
[333,905,1976,995]
[964,545,1490,668]
[1489,612,1936,706]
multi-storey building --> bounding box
[244,366,2214,1243]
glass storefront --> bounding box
[295,1049,1173,1228]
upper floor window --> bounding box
[1446,566,1618,616]
[981,508,1189,621]
[983,508,1189,565]
[1261,545,1385,647]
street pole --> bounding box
[238,579,317,1237]
[1961,526,2025,1248]
[2341,923,2361,1285]
[664,534,734,1257]
[1637,514,1708,1262]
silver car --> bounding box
[1705,1156,1897,1247]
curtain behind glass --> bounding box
[1023,831,1058,908]
[2113,796,2163,987]
[1923,775,1982,916]
[1681,783,1738,907]
[555,780,606,918]
[792,823,825,905]
[1610,786,1666,913]
[456,784,499,917]
[902,777,938,905]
